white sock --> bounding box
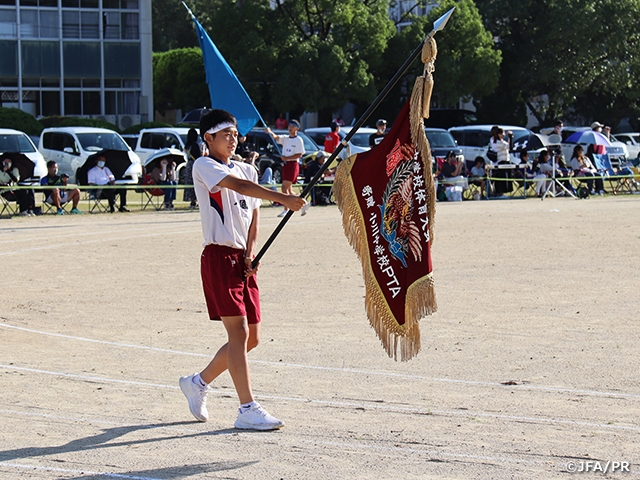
[192,373,207,388]
[240,401,258,412]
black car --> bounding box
[424,127,463,160]
[243,128,320,183]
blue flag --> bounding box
[191,16,263,135]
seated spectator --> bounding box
[440,151,466,183]
[469,158,488,198]
[324,122,341,154]
[550,151,576,196]
[150,158,177,210]
[238,151,275,188]
[570,145,604,195]
[304,152,332,206]
[0,154,36,216]
[87,154,129,213]
[40,160,82,214]
[533,150,553,197]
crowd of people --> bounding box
[436,123,637,201]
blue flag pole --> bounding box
[182,3,265,135]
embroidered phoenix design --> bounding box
[378,143,423,268]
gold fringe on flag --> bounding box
[334,37,439,361]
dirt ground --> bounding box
[1,196,639,479]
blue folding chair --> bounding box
[592,154,634,194]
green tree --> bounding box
[373,0,501,124]
[475,0,640,127]
[191,0,396,122]
[0,107,43,136]
[153,48,209,114]
[152,0,197,52]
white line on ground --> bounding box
[1,321,638,401]
[2,364,638,433]
[0,462,163,480]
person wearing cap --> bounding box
[369,119,387,148]
[324,122,341,154]
[591,121,604,133]
[266,120,305,217]
[40,160,82,214]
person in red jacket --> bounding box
[324,122,340,154]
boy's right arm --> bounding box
[218,175,305,211]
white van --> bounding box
[134,127,192,164]
[0,128,47,179]
[38,127,142,184]
[449,125,530,163]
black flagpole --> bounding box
[252,7,455,268]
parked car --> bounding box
[449,125,531,164]
[134,128,191,163]
[121,133,139,150]
[244,128,320,184]
[610,133,640,160]
[304,126,377,160]
[0,128,47,179]
[38,127,142,184]
[539,126,629,166]
[424,127,463,163]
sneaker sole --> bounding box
[234,420,284,431]
[179,376,208,422]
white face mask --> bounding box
[97,161,106,168]
[557,126,563,133]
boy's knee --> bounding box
[247,336,260,351]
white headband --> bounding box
[206,122,236,135]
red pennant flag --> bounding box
[334,99,437,361]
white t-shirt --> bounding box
[87,166,115,185]
[193,157,261,250]
[276,135,305,158]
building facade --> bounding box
[0,0,152,129]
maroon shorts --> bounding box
[200,244,261,324]
[282,161,300,183]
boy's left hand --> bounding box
[244,255,260,277]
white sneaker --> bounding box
[234,403,284,430]
[300,201,310,216]
[179,374,210,422]
[277,209,288,218]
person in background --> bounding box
[150,158,177,210]
[304,151,332,206]
[469,158,487,199]
[551,119,564,139]
[533,149,553,197]
[183,128,200,209]
[40,160,82,214]
[0,155,36,216]
[87,154,129,213]
[570,145,604,195]
[266,119,306,217]
[324,122,341,155]
[275,113,288,129]
[369,119,387,148]
[488,126,513,196]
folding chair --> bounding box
[0,191,19,216]
[88,189,112,213]
[41,189,72,214]
[593,154,634,194]
[137,174,165,211]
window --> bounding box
[40,10,58,38]
[104,43,140,78]
[121,12,137,39]
[0,9,16,38]
[0,41,17,75]
[165,134,180,149]
[81,11,98,38]
[64,90,81,114]
[20,9,38,38]
[43,132,76,152]
[0,133,36,152]
[103,11,119,39]
[63,42,100,77]
[62,10,79,38]
[21,41,60,77]
[41,90,60,116]
[82,91,100,114]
